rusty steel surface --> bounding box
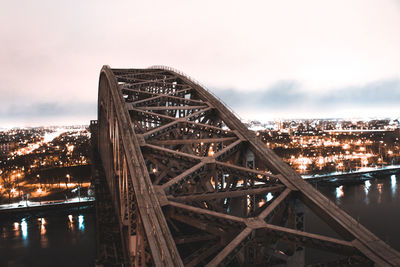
[97,65,400,267]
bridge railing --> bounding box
[148,65,244,122]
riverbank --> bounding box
[303,165,400,185]
[0,197,95,214]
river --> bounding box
[0,174,399,266]
[306,173,400,263]
[0,207,96,267]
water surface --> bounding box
[0,208,96,267]
[306,174,400,263]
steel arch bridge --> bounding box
[95,65,400,266]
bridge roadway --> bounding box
[96,65,400,266]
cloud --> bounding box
[319,79,400,106]
[212,77,400,118]
[213,80,304,109]
[0,0,399,126]
[0,101,96,124]
[1,77,398,126]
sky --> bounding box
[1,0,400,127]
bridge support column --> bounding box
[286,200,305,267]
[90,120,127,266]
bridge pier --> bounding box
[283,200,305,267]
[90,120,127,266]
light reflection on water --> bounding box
[39,218,48,248]
[329,175,400,211]
[0,210,95,266]
[325,175,400,214]
[308,173,400,263]
[364,180,371,204]
[335,185,344,200]
[7,214,87,249]
[21,218,27,240]
[1,227,6,239]
[78,215,85,231]
[362,176,398,203]
[364,180,371,192]
[68,214,74,231]
[377,183,383,204]
[39,218,47,235]
[391,175,397,196]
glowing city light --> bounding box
[266,192,273,202]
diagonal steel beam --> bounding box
[136,105,208,111]
[126,105,176,120]
[168,184,285,202]
[131,94,163,106]
[144,143,203,161]
[167,200,245,224]
[215,161,280,179]
[142,120,180,138]
[148,137,237,146]
[258,188,292,220]
[205,227,253,267]
[161,161,207,190]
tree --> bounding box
[0,172,18,203]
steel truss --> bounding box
[97,65,400,266]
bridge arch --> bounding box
[95,65,400,266]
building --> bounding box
[0,141,16,155]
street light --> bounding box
[37,174,41,189]
[37,188,42,205]
[17,173,21,197]
[66,174,70,188]
[10,188,16,203]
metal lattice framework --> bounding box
[97,65,400,266]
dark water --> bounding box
[0,208,96,267]
[306,173,400,262]
[0,175,399,266]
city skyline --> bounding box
[1,0,399,127]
